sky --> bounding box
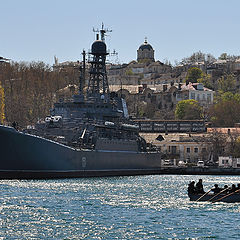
[1,0,240,65]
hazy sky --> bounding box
[1,0,240,65]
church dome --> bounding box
[138,42,153,51]
[137,38,155,62]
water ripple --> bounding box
[1,175,240,239]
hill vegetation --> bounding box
[0,61,78,127]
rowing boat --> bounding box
[188,192,240,203]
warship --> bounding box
[0,26,161,179]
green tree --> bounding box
[0,83,5,124]
[181,51,216,65]
[217,74,236,93]
[125,68,134,75]
[185,67,203,84]
[210,92,240,127]
[175,99,202,120]
[197,73,213,89]
[219,53,228,60]
[232,137,240,158]
[215,91,240,102]
[218,53,240,61]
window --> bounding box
[158,102,162,109]
[194,148,198,153]
[172,146,177,154]
[187,147,190,153]
[191,93,195,99]
[202,148,206,153]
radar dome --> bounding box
[91,40,107,55]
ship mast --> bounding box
[79,50,86,96]
[87,24,111,100]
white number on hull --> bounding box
[82,157,87,168]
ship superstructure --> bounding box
[29,25,141,151]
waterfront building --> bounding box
[218,156,240,168]
[140,132,210,163]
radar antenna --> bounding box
[93,23,112,42]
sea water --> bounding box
[1,175,240,239]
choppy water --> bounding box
[1,175,240,239]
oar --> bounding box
[208,188,230,202]
[195,189,212,202]
[212,189,240,203]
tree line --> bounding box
[0,61,79,127]
[180,51,240,65]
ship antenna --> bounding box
[93,23,112,42]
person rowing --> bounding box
[222,185,229,193]
[208,185,230,201]
[196,179,205,194]
[188,179,205,194]
[229,184,237,193]
[211,184,221,194]
[188,182,240,202]
[188,181,196,194]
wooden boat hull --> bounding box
[188,193,240,203]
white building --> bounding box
[219,156,240,168]
[176,82,214,106]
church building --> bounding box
[137,38,155,62]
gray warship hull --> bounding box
[0,125,161,179]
